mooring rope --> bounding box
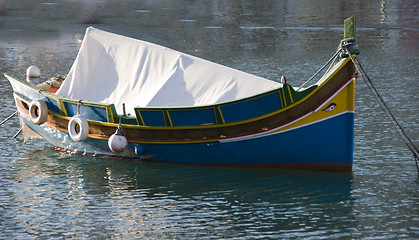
[298,38,355,91]
[297,50,341,91]
[345,48,419,174]
[13,127,23,139]
[0,110,18,126]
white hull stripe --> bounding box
[219,78,356,143]
[219,110,354,143]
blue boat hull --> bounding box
[20,111,353,170]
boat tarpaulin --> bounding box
[56,27,282,115]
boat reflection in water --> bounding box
[13,147,355,238]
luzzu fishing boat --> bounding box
[5,17,359,170]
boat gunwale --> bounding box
[9,56,355,145]
[4,57,350,131]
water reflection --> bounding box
[0,0,4,17]
[8,147,355,238]
[79,0,102,24]
[1,0,418,238]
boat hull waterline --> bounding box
[6,58,356,170]
[5,16,360,170]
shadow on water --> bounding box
[18,147,355,199]
[9,146,357,238]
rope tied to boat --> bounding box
[77,99,82,115]
[297,38,358,91]
[0,110,18,126]
[0,110,23,139]
[343,45,419,175]
[297,49,341,91]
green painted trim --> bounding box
[57,99,68,116]
[135,86,284,113]
[120,115,138,125]
[131,82,316,118]
[288,85,318,103]
[60,98,110,108]
[4,73,38,91]
[60,98,119,123]
[5,61,322,128]
[287,85,294,103]
[281,83,294,106]
[166,105,217,113]
[214,106,225,124]
[163,110,173,127]
[134,109,145,126]
[107,104,119,123]
[278,91,284,108]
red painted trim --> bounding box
[45,88,59,93]
[222,73,359,141]
[145,161,353,171]
[53,146,352,171]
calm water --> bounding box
[1,0,418,239]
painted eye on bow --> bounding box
[323,103,336,111]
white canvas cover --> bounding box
[56,27,282,115]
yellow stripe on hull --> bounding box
[274,78,355,133]
[219,77,356,143]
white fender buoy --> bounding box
[29,99,48,125]
[68,115,89,142]
[26,66,41,78]
[108,125,127,153]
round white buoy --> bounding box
[26,66,41,78]
[108,126,127,153]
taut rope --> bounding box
[297,50,341,91]
[343,45,419,174]
[0,110,18,126]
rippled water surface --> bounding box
[1,0,418,239]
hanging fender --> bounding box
[29,99,48,125]
[108,125,127,153]
[68,115,89,142]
